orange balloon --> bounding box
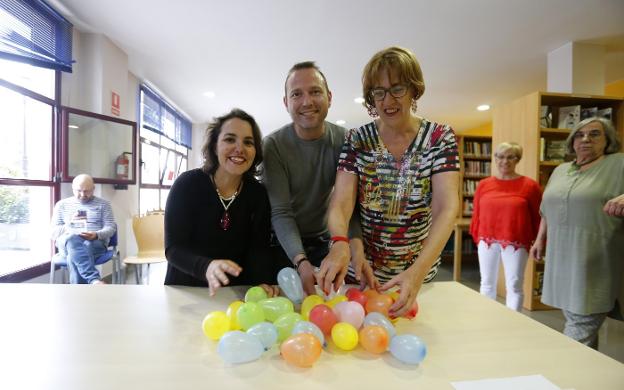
[362,289,380,301]
[365,294,393,316]
[280,333,322,368]
[359,325,389,354]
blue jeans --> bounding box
[57,235,106,284]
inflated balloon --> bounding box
[301,294,324,320]
[388,290,400,302]
[202,311,230,340]
[365,294,393,316]
[333,301,365,329]
[362,289,380,301]
[217,331,264,364]
[345,287,368,308]
[359,325,389,354]
[405,300,419,320]
[237,301,265,331]
[292,320,325,347]
[226,300,244,330]
[331,322,359,351]
[277,267,304,304]
[245,286,268,303]
[246,322,278,350]
[309,304,338,335]
[274,312,303,341]
[389,334,427,365]
[363,312,396,339]
[280,333,322,368]
[258,297,294,322]
[325,294,348,309]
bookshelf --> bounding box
[458,135,492,218]
[493,91,624,310]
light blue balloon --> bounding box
[363,312,396,339]
[389,334,427,365]
[277,267,304,304]
[246,322,278,350]
[292,320,326,347]
[217,331,264,364]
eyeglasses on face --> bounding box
[369,84,408,101]
[573,130,603,141]
[494,154,518,161]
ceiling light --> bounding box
[354,97,365,104]
[477,104,490,111]
[68,125,79,129]
[202,91,216,98]
[336,120,346,125]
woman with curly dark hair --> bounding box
[164,108,278,297]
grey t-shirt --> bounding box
[262,122,346,261]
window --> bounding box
[138,86,191,215]
[0,60,56,281]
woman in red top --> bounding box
[469,142,542,311]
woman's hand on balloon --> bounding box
[258,284,280,298]
[315,242,350,295]
[349,239,380,290]
[205,259,242,296]
[380,268,422,317]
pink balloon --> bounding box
[333,301,365,329]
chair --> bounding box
[123,211,167,284]
[49,231,121,284]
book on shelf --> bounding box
[540,137,545,162]
[597,107,612,121]
[539,105,552,128]
[544,140,567,162]
[580,107,597,121]
[557,105,580,129]
[462,198,474,216]
[463,141,491,157]
[532,271,544,297]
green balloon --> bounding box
[245,286,268,303]
[274,312,302,342]
[237,302,265,331]
[259,297,294,322]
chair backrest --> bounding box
[132,212,165,257]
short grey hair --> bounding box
[566,117,620,155]
[495,141,523,161]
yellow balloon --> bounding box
[226,300,244,330]
[331,322,359,351]
[301,295,324,320]
[388,291,400,302]
[326,294,348,309]
[202,311,230,340]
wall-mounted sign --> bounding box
[111,91,120,116]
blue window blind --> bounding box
[0,0,73,72]
[140,85,192,149]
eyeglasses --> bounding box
[494,155,518,161]
[369,84,409,101]
[573,130,603,141]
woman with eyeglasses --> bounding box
[469,142,542,311]
[316,46,460,317]
[530,117,624,349]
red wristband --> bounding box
[330,236,349,244]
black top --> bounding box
[164,168,276,286]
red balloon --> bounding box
[405,300,419,319]
[365,294,393,316]
[345,287,368,308]
[309,304,338,335]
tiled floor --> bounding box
[436,259,624,364]
[122,259,624,364]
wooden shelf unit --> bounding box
[492,91,624,310]
[458,134,492,218]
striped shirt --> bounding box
[51,196,116,244]
[339,119,459,283]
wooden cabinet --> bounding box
[493,91,624,310]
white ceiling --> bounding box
[52,0,624,134]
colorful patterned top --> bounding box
[338,119,460,283]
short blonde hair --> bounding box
[495,142,523,160]
[362,46,425,114]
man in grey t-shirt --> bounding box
[263,61,374,295]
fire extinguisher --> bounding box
[115,152,130,180]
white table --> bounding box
[1,282,622,389]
